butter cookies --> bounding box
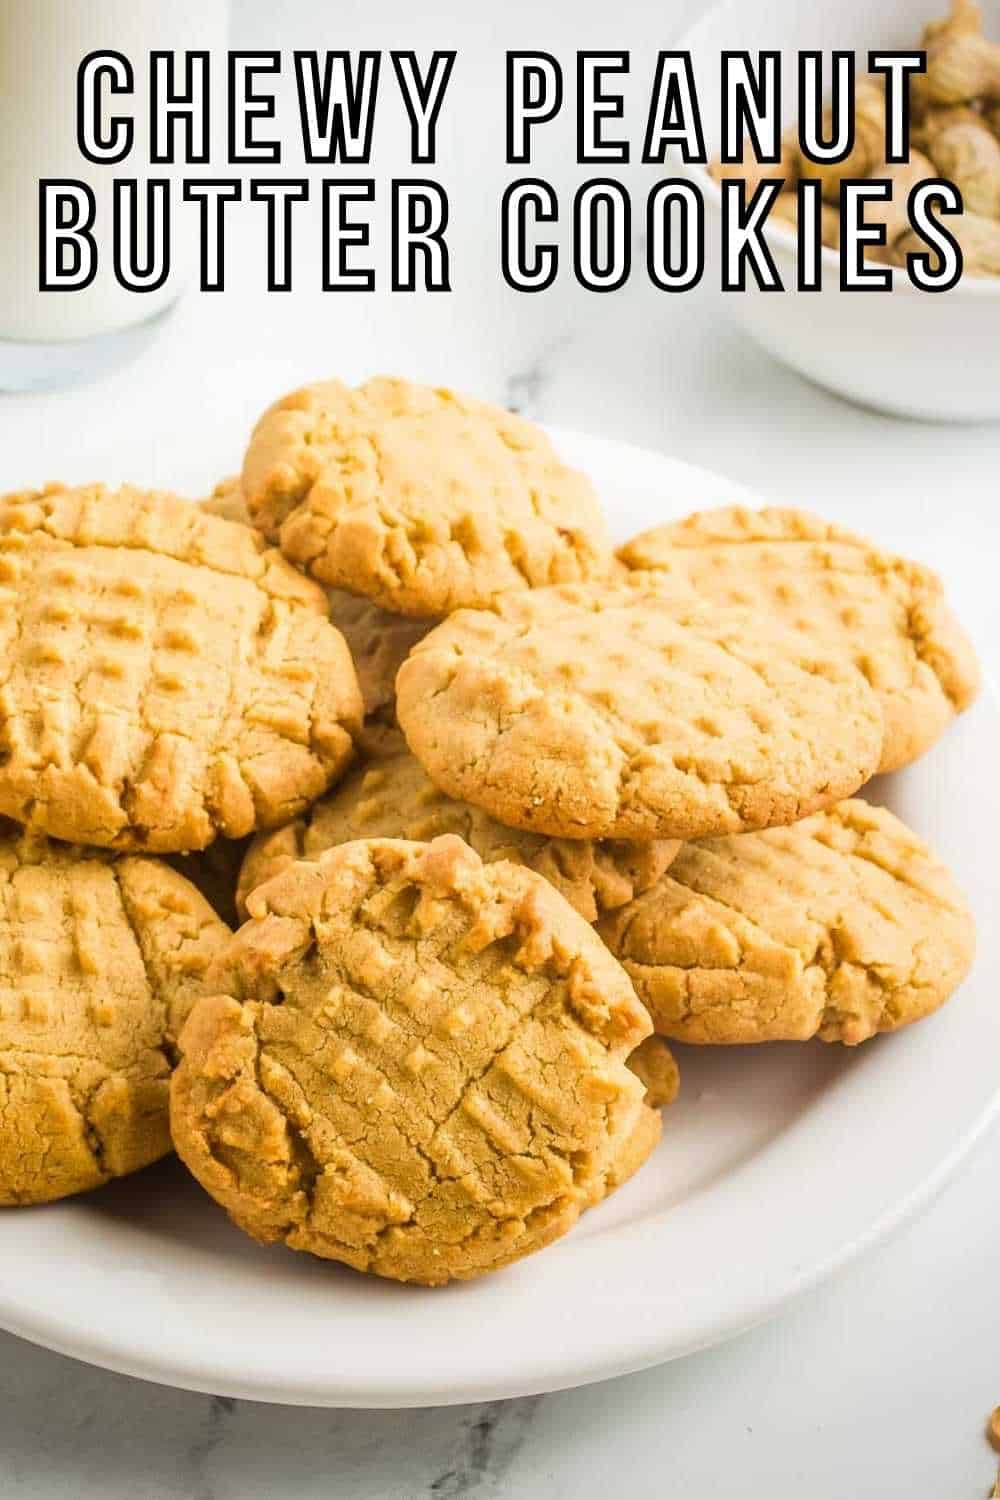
[236,729,679,924]
[626,1034,680,1109]
[0,484,363,851]
[592,1039,679,1200]
[241,377,612,617]
[205,476,433,722]
[396,580,884,841]
[598,799,975,1044]
[171,835,652,1284]
[619,506,980,772]
[0,828,230,1205]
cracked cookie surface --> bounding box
[619,506,981,772]
[598,799,975,1044]
[396,579,884,842]
[236,728,680,924]
[240,377,613,618]
[172,835,651,1284]
[0,827,231,1205]
[0,484,363,851]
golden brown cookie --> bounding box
[236,729,680,924]
[240,377,613,618]
[604,1102,662,1197]
[603,1036,678,1193]
[0,827,231,1205]
[204,476,433,722]
[627,1035,680,1109]
[171,835,651,1284]
[598,799,975,1045]
[0,484,363,851]
[396,579,884,842]
[619,506,980,773]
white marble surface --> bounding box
[2,0,1000,1494]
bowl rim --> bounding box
[672,2,1000,300]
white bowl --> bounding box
[676,0,1000,422]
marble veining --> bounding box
[428,1398,543,1497]
[0,1335,548,1500]
[503,337,571,421]
[187,1396,239,1500]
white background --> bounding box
[1,0,999,1494]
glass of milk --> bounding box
[0,0,228,391]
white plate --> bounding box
[0,430,996,1407]
[675,0,1000,423]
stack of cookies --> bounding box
[0,377,980,1288]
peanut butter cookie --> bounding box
[171,836,651,1284]
[627,1034,680,1109]
[598,799,975,1045]
[240,377,612,618]
[236,729,680,924]
[590,1039,679,1200]
[396,580,884,842]
[205,477,433,721]
[0,484,363,851]
[619,506,981,772]
[604,1102,662,1197]
[0,827,231,1205]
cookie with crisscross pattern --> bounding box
[598,799,975,1044]
[172,835,651,1283]
[241,377,613,618]
[0,484,362,851]
[618,506,980,772]
[396,579,884,842]
[0,827,231,1204]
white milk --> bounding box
[0,0,227,343]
